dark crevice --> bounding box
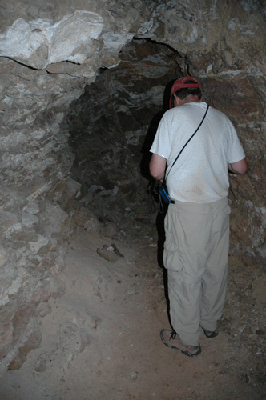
[4,57,40,70]
[60,38,184,218]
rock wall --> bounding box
[0,0,265,371]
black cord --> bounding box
[166,104,209,180]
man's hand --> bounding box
[149,154,167,181]
[228,158,248,174]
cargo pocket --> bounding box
[163,210,183,271]
[218,203,231,222]
[224,205,231,215]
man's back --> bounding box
[151,102,245,202]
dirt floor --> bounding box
[0,205,265,400]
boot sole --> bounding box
[160,330,201,357]
[203,329,218,339]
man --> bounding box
[149,76,247,357]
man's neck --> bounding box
[174,94,202,107]
[183,95,202,104]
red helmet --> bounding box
[169,77,201,108]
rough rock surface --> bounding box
[0,0,265,371]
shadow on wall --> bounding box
[140,78,177,181]
[62,39,183,217]
[140,78,179,272]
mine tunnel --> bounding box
[0,0,265,398]
[64,39,180,217]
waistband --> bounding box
[170,197,229,212]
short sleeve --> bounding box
[150,113,171,159]
[227,121,245,163]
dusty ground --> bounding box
[0,205,265,400]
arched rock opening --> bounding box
[62,39,181,218]
[61,37,266,257]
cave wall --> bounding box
[0,0,265,371]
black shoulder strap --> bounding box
[166,104,209,179]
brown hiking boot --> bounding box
[203,328,218,338]
[160,330,201,357]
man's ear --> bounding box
[174,95,183,107]
[199,98,204,102]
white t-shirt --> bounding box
[150,102,245,203]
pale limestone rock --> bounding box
[102,32,134,53]
[84,215,100,233]
[0,18,49,69]
[64,177,82,201]
[0,212,19,238]
[0,11,104,69]
[37,302,52,318]
[22,212,38,228]
[49,11,104,64]
[0,276,23,307]
[97,246,120,262]
[34,354,47,372]
[0,248,7,268]
[50,275,66,299]
[100,223,117,238]
[29,235,49,254]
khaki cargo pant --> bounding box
[163,197,231,346]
